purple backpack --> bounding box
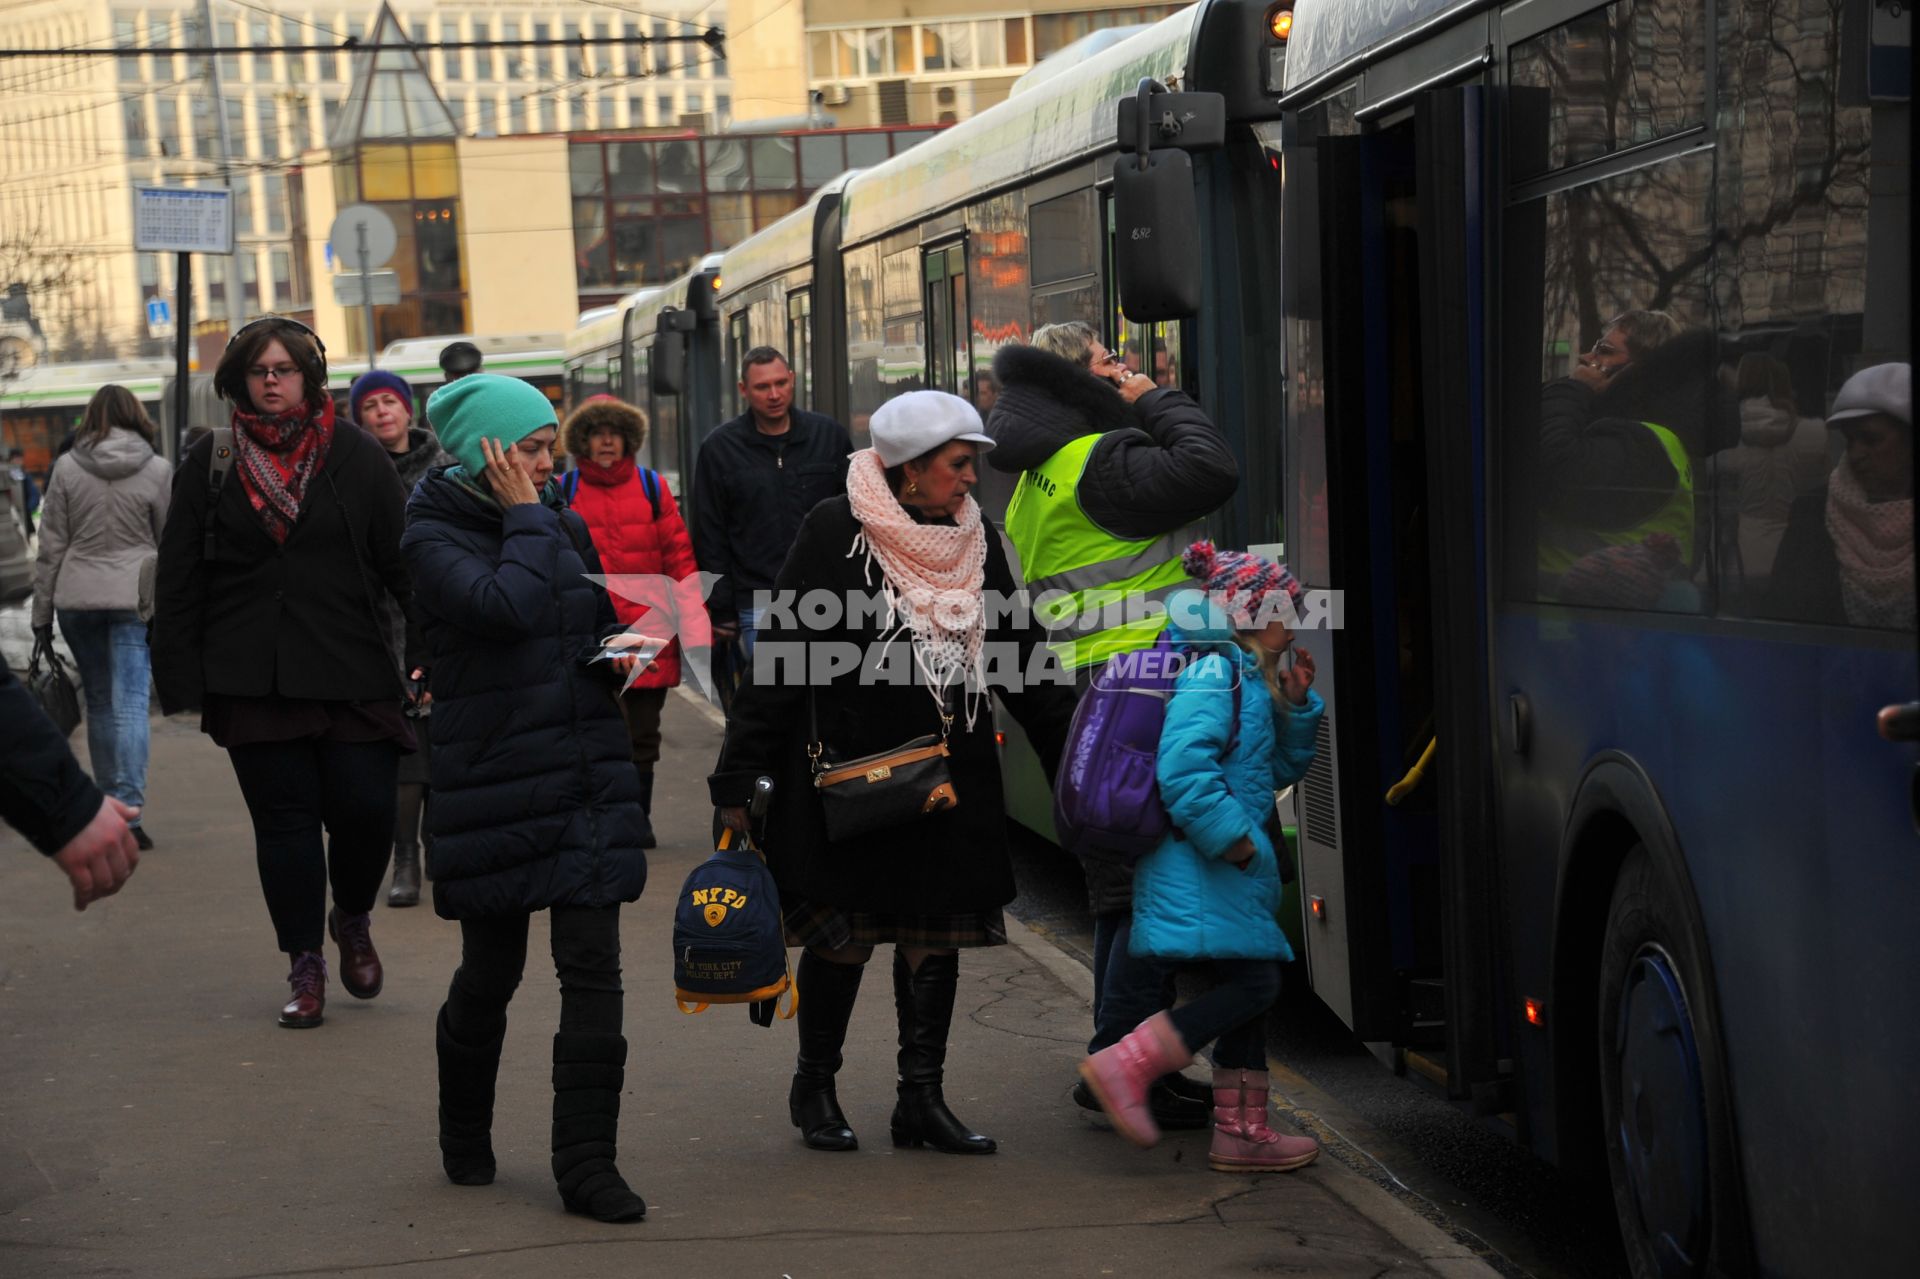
[1053,634,1240,865]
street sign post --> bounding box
[133,187,229,453]
[144,296,174,339]
[328,205,398,368]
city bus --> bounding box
[1215,1,1912,1274]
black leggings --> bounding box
[227,738,399,954]
[395,782,430,849]
[444,905,624,1044]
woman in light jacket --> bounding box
[1079,543,1325,1174]
[31,385,172,849]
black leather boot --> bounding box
[634,770,658,850]
[789,950,864,1151]
[551,1032,646,1222]
[436,1004,504,1185]
[889,951,995,1155]
[388,841,421,908]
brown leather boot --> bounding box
[328,906,384,999]
[279,951,326,1028]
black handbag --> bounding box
[28,634,81,738]
[808,690,959,842]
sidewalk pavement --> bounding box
[0,691,1498,1279]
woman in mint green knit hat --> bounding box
[402,373,653,1223]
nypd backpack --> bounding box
[672,827,795,1026]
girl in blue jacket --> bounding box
[1079,543,1325,1173]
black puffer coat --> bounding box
[708,496,1075,916]
[985,344,1239,541]
[402,469,647,919]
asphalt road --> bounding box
[1003,823,1630,1279]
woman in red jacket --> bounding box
[559,396,699,847]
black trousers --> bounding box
[444,905,624,1044]
[227,738,399,954]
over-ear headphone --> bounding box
[226,314,328,360]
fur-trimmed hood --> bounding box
[562,396,648,462]
[984,343,1138,473]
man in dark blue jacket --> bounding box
[1,665,141,909]
[690,347,852,665]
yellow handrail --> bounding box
[1385,738,1436,805]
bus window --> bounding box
[1501,148,1717,614]
[725,312,749,418]
[786,290,812,411]
[1031,188,1099,339]
[924,244,970,399]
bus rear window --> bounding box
[1507,0,1706,183]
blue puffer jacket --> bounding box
[1130,599,1324,962]
[402,468,648,919]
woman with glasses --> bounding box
[981,319,1240,1132]
[152,316,413,1030]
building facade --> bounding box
[0,0,732,360]
[728,1,1189,128]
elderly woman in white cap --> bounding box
[711,390,1076,1158]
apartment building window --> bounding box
[233,179,254,234]
[225,98,248,157]
[291,101,313,152]
[270,249,293,310]
[218,21,239,80]
[657,94,674,124]
[238,252,260,318]
[652,21,670,75]
[250,19,272,79]
[204,257,226,320]
[114,13,139,84]
[532,22,552,77]
[444,20,466,81]
[476,97,498,136]
[256,98,278,158]
[123,98,148,157]
[716,93,731,125]
[279,18,306,80]
[264,174,287,233]
[156,93,181,158]
[563,22,583,78]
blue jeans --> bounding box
[1166,959,1282,1071]
[737,605,765,666]
[56,608,151,823]
[1089,913,1178,1054]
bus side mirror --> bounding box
[1113,148,1202,322]
[1112,79,1217,323]
[651,332,685,396]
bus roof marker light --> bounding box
[1525,997,1547,1028]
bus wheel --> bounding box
[1598,844,1722,1279]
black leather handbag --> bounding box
[808,691,959,842]
[28,634,81,739]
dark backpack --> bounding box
[561,464,660,521]
[1053,634,1241,866]
[672,826,794,1026]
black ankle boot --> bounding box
[790,950,864,1151]
[388,841,421,908]
[436,1004,504,1185]
[552,1032,646,1223]
[889,951,995,1155]
[634,770,658,850]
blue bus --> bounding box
[1226,1,1913,1274]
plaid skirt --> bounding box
[782,897,1008,950]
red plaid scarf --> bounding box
[230,397,335,544]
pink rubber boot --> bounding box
[1208,1068,1320,1172]
[1078,1011,1194,1148]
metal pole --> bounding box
[197,0,236,342]
[357,226,378,369]
[172,253,193,456]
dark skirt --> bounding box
[783,897,1008,950]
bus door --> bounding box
[1289,86,1503,1106]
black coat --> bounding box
[402,469,647,919]
[984,344,1239,541]
[708,496,1075,916]
[151,421,409,715]
[0,664,104,856]
[690,409,853,617]
[1537,330,1734,532]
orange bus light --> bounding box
[1525,997,1547,1027]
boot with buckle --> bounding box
[1206,1067,1320,1172]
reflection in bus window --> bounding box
[1507,0,1707,182]
[1503,149,1720,614]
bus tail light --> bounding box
[1525,997,1547,1027]
[1269,3,1295,43]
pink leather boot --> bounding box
[1208,1068,1320,1172]
[1078,1011,1194,1148]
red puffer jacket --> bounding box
[564,461,700,689]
